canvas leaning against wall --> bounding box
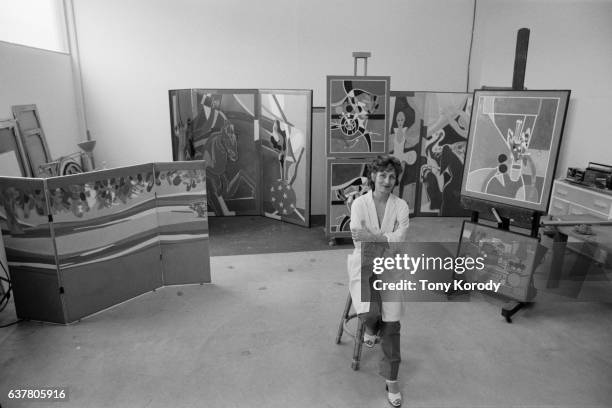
[169,89,260,216]
[461,90,570,213]
[259,90,312,227]
[327,76,390,157]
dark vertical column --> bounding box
[512,28,530,90]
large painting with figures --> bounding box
[169,89,260,216]
[326,159,370,238]
[461,90,570,212]
[326,76,389,157]
[259,90,312,227]
[418,92,472,216]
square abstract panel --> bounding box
[461,90,570,212]
[169,89,260,216]
[457,221,541,302]
[326,159,370,238]
[418,92,472,216]
[327,76,389,157]
[259,90,312,227]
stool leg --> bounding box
[351,317,365,370]
[336,293,352,344]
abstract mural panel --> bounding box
[327,76,389,157]
[461,90,570,212]
[169,89,260,216]
[326,159,370,239]
[419,92,472,216]
[259,90,312,227]
[388,92,425,215]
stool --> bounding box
[335,292,366,370]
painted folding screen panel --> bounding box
[154,161,210,285]
[326,159,370,238]
[388,92,425,215]
[45,165,163,322]
[169,89,260,216]
[327,76,389,157]
[0,177,62,322]
[419,92,472,216]
[259,90,312,227]
[461,90,570,213]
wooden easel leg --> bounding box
[336,293,352,344]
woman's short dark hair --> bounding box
[368,154,402,189]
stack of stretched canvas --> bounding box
[169,89,313,227]
[0,161,210,323]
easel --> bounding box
[327,51,372,246]
[462,28,542,323]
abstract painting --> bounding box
[388,92,425,215]
[169,89,260,216]
[457,221,540,302]
[327,76,389,157]
[259,90,312,227]
[326,159,370,238]
[418,92,472,216]
[461,90,570,212]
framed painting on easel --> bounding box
[461,89,570,213]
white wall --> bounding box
[0,41,82,161]
[469,0,612,177]
[72,0,474,213]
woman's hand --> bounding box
[351,227,384,242]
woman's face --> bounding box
[396,111,405,128]
[372,165,397,194]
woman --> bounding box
[348,155,410,407]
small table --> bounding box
[546,215,612,289]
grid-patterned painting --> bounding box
[327,76,389,157]
[326,159,370,238]
[461,90,570,212]
[169,89,260,216]
[419,92,472,216]
[259,90,312,227]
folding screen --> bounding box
[169,89,260,216]
[326,76,390,157]
[1,162,210,324]
[461,90,570,212]
[259,90,312,227]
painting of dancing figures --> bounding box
[461,90,570,212]
[169,89,260,216]
[326,76,389,157]
[259,90,312,227]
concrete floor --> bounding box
[1,218,612,407]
